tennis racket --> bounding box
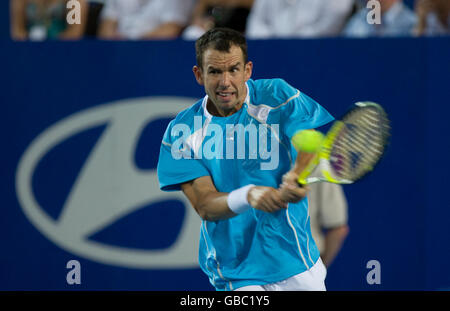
[296,101,390,185]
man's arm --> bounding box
[181,176,292,222]
[279,149,316,202]
[181,176,234,221]
[10,0,28,40]
[98,18,121,39]
[316,182,349,267]
[321,225,349,267]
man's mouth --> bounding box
[216,91,235,101]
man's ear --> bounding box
[193,65,204,85]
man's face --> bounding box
[193,45,253,117]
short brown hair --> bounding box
[195,27,248,69]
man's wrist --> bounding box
[282,171,299,184]
[227,184,255,214]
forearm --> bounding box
[190,0,208,22]
[321,225,349,267]
[200,186,287,221]
[196,185,257,221]
[183,176,288,222]
[182,179,237,222]
[195,192,237,222]
[10,0,28,40]
[59,24,85,39]
[414,0,434,36]
[98,19,120,39]
[292,151,316,175]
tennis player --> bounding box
[157,28,334,291]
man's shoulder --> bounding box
[161,98,203,143]
[249,77,293,92]
[170,98,204,126]
[248,78,299,109]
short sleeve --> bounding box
[157,121,210,192]
[317,183,348,229]
[279,82,334,139]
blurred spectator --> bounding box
[343,0,417,37]
[98,0,195,40]
[84,0,104,38]
[414,0,450,36]
[10,0,88,41]
[182,0,254,40]
[246,0,355,39]
[308,182,349,268]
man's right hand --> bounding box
[279,171,309,203]
[247,186,287,213]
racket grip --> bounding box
[294,151,318,186]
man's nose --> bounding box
[219,72,231,88]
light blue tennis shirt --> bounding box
[157,78,334,290]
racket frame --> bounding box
[297,101,389,185]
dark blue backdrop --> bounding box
[2,36,450,291]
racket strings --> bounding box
[330,106,389,181]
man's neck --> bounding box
[207,100,244,117]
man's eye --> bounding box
[209,70,219,74]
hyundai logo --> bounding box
[16,97,201,269]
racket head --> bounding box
[303,101,390,185]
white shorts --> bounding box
[235,258,327,291]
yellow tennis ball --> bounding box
[291,130,324,153]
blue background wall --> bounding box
[2,37,450,291]
[2,1,450,292]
